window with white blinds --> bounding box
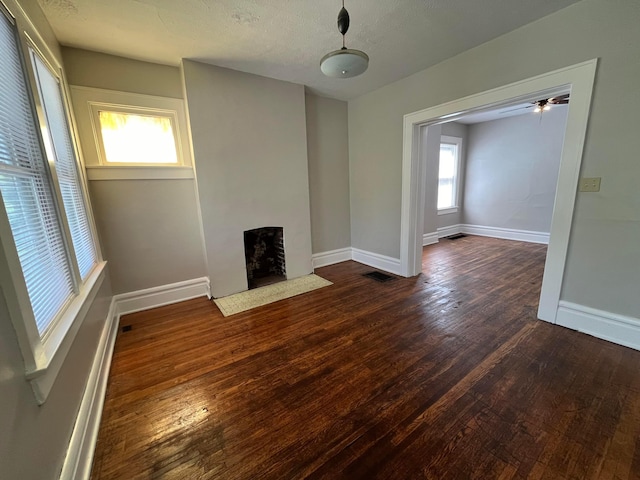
[0,9,76,335]
[30,50,97,280]
[0,7,97,340]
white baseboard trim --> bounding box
[432,224,547,243]
[422,232,439,246]
[352,248,402,276]
[437,224,463,238]
[312,247,352,269]
[556,301,640,351]
[113,277,211,317]
[461,224,549,244]
[60,300,119,480]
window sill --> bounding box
[25,261,107,404]
[438,207,459,216]
[86,166,194,181]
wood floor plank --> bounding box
[91,236,640,479]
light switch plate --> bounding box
[579,177,601,192]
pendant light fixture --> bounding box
[320,0,369,78]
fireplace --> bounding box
[244,227,286,289]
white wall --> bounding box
[305,93,351,254]
[88,180,207,293]
[65,50,352,294]
[62,47,183,99]
[463,106,568,232]
[349,0,640,319]
[182,60,313,298]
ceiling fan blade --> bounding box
[548,94,570,104]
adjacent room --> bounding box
[1,1,639,479]
[422,100,569,303]
[429,100,569,244]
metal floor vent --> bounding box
[363,271,395,283]
[446,233,467,240]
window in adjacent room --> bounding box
[437,135,462,214]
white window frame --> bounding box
[437,135,463,215]
[91,104,182,166]
[0,0,105,404]
[70,86,194,180]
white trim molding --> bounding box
[352,248,402,276]
[69,86,195,182]
[556,301,640,351]
[60,301,119,480]
[113,277,211,317]
[431,224,548,244]
[437,224,463,238]
[312,248,352,269]
[461,225,549,244]
[312,247,404,276]
[437,207,459,216]
[422,232,439,246]
[86,166,195,181]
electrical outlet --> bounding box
[579,177,601,192]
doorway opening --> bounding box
[400,60,597,323]
[420,99,570,317]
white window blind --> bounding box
[0,11,74,335]
[31,51,97,279]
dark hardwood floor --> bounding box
[91,236,640,479]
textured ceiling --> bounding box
[38,0,583,100]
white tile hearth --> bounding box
[213,274,332,317]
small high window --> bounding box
[69,86,194,180]
[97,110,179,165]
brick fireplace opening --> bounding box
[244,227,286,290]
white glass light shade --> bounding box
[320,48,369,78]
